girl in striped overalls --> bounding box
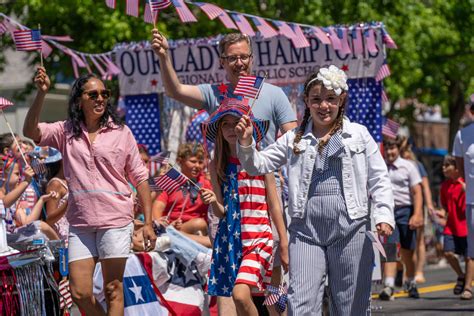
[200,97,288,316]
[235,65,395,315]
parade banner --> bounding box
[117,35,385,96]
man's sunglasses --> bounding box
[83,89,111,100]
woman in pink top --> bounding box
[24,67,157,316]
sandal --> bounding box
[460,289,472,300]
[453,277,465,295]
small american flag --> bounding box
[13,29,42,51]
[148,0,172,12]
[126,0,139,17]
[289,23,310,48]
[150,151,170,164]
[0,97,14,110]
[375,61,391,82]
[231,14,255,36]
[264,283,288,312]
[251,17,278,38]
[382,118,400,139]
[105,0,116,9]
[234,76,265,99]
[381,89,389,103]
[144,2,156,24]
[58,279,73,310]
[153,167,188,194]
[31,158,47,176]
[171,0,197,23]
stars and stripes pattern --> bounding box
[171,0,197,23]
[208,161,273,296]
[13,29,42,51]
[273,21,295,39]
[144,2,156,24]
[251,17,278,38]
[381,118,400,139]
[0,97,14,110]
[382,28,398,49]
[148,0,172,12]
[289,23,310,48]
[58,279,73,310]
[264,283,288,313]
[185,110,209,144]
[153,167,188,194]
[124,93,161,155]
[234,75,265,99]
[231,14,255,36]
[126,0,139,17]
[346,78,383,142]
[194,2,237,29]
[375,61,391,82]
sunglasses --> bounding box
[83,89,111,100]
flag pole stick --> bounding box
[38,24,43,67]
[177,191,190,220]
[247,72,267,115]
[0,109,29,166]
[164,197,180,222]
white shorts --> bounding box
[68,222,133,263]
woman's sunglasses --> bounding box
[83,89,111,100]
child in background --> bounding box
[438,155,472,298]
[235,66,394,314]
[1,156,58,240]
[200,98,288,316]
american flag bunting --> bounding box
[251,17,278,38]
[194,2,237,29]
[289,23,310,48]
[382,118,400,139]
[231,14,255,36]
[126,0,139,17]
[13,29,42,51]
[364,27,378,53]
[153,167,188,194]
[234,76,265,99]
[171,0,197,23]
[273,21,296,39]
[0,97,14,110]
[382,28,398,49]
[310,26,331,45]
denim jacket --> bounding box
[237,118,395,228]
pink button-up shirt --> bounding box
[38,119,148,229]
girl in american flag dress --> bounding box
[200,98,288,316]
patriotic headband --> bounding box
[306,65,349,96]
[201,97,269,144]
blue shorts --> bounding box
[387,206,417,250]
[443,234,467,256]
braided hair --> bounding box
[293,72,347,154]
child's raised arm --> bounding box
[264,173,289,272]
[0,166,35,208]
[15,191,58,227]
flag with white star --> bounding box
[346,78,383,142]
[125,93,161,155]
[208,163,242,296]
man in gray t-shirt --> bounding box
[150,31,297,142]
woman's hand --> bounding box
[200,188,216,205]
[376,222,393,237]
[34,67,50,93]
[235,115,254,146]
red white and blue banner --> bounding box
[117,34,385,96]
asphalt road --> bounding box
[372,265,474,315]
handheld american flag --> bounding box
[0,97,14,111]
[13,29,42,51]
[153,167,188,194]
[148,0,172,12]
[234,76,265,99]
[382,118,400,139]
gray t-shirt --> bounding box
[198,82,296,148]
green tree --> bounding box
[1,0,473,148]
